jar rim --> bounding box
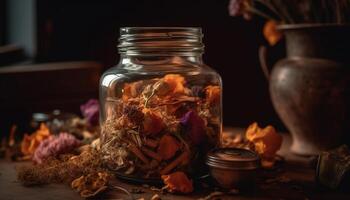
[120,27,202,33]
[118,27,204,56]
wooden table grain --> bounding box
[1,130,349,200]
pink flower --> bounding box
[80,99,99,126]
[33,132,81,164]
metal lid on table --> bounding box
[206,148,260,170]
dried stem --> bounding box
[241,0,350,24]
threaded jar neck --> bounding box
[118,27,204,56]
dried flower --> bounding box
[33,132,81,164]
[71,172,109,198]
[180,111,207,145]
[161,171,193,194]
[162,74,186,95]
[101,73,221,178]
[228,0,252,20]
[263,20,282,46]
[21,123,51,156]
[80,99,99,126]
[229,0,350,24]
[246,122,282,168]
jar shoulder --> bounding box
[101,62,221,82]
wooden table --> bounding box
[1,130,349,200]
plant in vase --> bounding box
[229,0,350,155]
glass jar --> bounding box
[99,27,222,180]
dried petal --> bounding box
[263,20,282,46]
[142,108,164,136]
[180,111,206,145]
[161,171,193,194]
[21,123,51,156]
[162,74,186,95]
[246,122,282,168]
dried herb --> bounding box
[101,74,221,178]
[17,148,107,186]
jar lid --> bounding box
[206,148,260,170]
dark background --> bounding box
[0,0,285,135]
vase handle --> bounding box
[259,45,271,80]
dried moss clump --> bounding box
[17,148,108,186]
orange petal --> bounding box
[20,123,51,156]
[161,171,193,194]
[142,108,164,136]
[263,20,282,46]
[162,74,186,95]
[245,122,282,168]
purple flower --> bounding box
[180,111,207,145]
[33,132,81,164]
[80,99,99,126]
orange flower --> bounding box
[161,171,193,194]
[158,135,180,160]
[142,108,164,136]
[263,20,282,46]
[246,122,282,168]
[21,123,51,156]
[205,85,221,105]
